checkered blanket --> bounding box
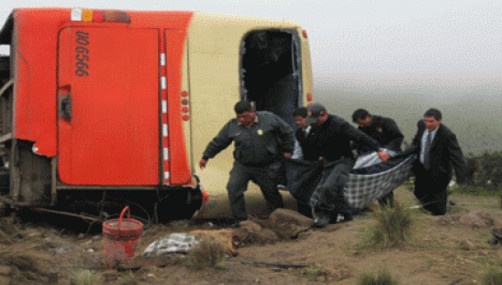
[142,233,198,256]
[344,154,415,209]
[285,151,416,210]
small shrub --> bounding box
[359,268,399,285]
[359,203,413,249]
[70,269,102,285]
[304,266,322,279]
[464,151,502,193]
[483,267,502,285]
[185,237,227,269]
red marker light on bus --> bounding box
[71,8,130,23]
[307,92,313,102]
[302,29,308,39]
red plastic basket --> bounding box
[102,206,143,267]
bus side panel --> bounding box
[299,28,314,106]
[165,29,191,185]
[57,27,160,185]
[187,15,248,200]
[12,9,70,157]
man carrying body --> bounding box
[199,101,295,227]
[412,108,466,215]
[307,103,389,227]
[352,108,404,153]
[352,108,405,207]
[293,107,320,161]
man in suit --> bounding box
[412,108,466,215]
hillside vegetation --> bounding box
[315,90,502,154]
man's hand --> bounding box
[199,159,207,170]
[283,152,292,159]
[377,151,390,162]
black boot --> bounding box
[314,211,331,228]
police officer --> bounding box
[199,101,295,227]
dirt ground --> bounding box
[1,186,502,285]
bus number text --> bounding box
[75,31,90,77]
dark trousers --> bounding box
[310,158,354,217]
[413,163,448,215]
[226,161,284,220]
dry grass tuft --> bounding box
[69,269,102,285]
[483,267,502,285]
[358,268,399,285]
[185,237,227,269]
[0,244,53,282]
[0,215,21,244]
[358,203,414,249]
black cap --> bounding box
[306,103,327,124]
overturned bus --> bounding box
[0,8,313,221]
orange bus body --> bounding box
[0,8,313,219]
[11,8,193,185]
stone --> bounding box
[459,210,494,228]
[258,208,314,239]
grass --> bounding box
[304,266,323,279]
[483,267,502,285]
[451,185,502,197]
[358,203,414,249]
[70,269,102,285]
[185,237,227,269]
[118,272,139,285]
[0,245,52,282]
[358,268,399,285]
[0,215,21,244]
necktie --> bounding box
[423,131,432,170]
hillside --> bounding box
[1,187,502,284]
[314,90,502,154]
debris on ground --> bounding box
[233,209,314,245]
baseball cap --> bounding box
[306,103,327,124]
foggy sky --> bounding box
[1,0,501,96]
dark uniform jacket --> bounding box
[412,120,466,185]
[203,111,295,166]
[357,115,404,152]
[314,114,380,162]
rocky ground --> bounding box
[0,186,501,284]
